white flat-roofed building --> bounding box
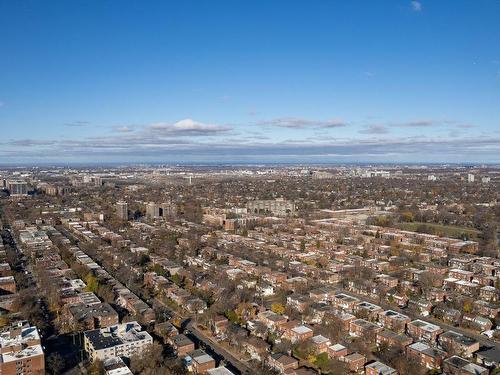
[365,361,397,375]
[84,321,153,362]
[207,366,235,375]
[103,357,133,375]
[0,321,45,375]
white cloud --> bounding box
[411,1,422,12]
[113,126,134,133]
[359,125,389,134]
[2,135,500,163]
[258,117,347,129]
[148,118,232,136]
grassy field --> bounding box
[396,221,480,240]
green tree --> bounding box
[271,303,285,315]
[85,273,99,293]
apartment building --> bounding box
[0,321,45,375]
[83,321,152,362]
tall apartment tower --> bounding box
[7,180,28,196]
[467,173,475,183]
[116,201,128,220]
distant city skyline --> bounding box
[1,1,499,163]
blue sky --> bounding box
[0,0,499,164]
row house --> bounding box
[386,291,408,307]
[425,264,449,277]
[256,283,274,297]
[406,342,446,370]
[479,286,498,302]
[400,280,419,295]
[257,310,288,331]
[473,274,496,287]
[471,260,495,274]
[442,356,488,375]
[355,301,383,321]
[316,269,342,284]
[267,353,299,374]
[144,272,170,291]
[306,303,330,324]
[328,343,348,359]
[449,269,474,282]
[308,287,332,302]
[376,329,413,349]
[242,336,269,361]
[170,334,195,357]
[186,349,216,374]
[473,300,499,319]
[378,310,411,333]
[430,247,447,259]
[348,280,379,299]
[434,306,461,326]
[282,324,313,344]
[343,352,366,372]
[408,299,433,316]
[418,252,432,263]
[283,277,308,291]
[286,294,311,313]
[407,320,443,343]
[262,271,287,286]
[362,258,390,272]
[462,314,493,332]
[155,321,178,339]
[448,241,478,254]
[328,310,356,331]
[448,258,473,270]
[310,335,331,354]
[168,287,192,305]
[67,302,119,330]
[438,331,479,359]
[425,288,447,303]
[210,316,229,335]
[475,347,500,370]
[349,319,383,341]
[331,293,360,312]
[365,361,398,375]
[454,280,480,296]
[376,274,399,288]
[185,297,207,314]
[405,268,425,282]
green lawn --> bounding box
[396,221,480,239]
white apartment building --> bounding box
[84,321,153,362]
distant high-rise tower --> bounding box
[467,173,475,183]
[146,202,160,219]
[7,180,28,196]
[116,201,128,220]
